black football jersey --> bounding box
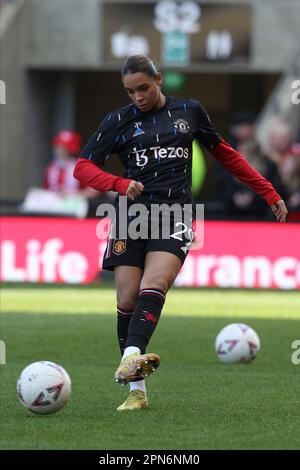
[80,97,222,205]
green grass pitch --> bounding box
[0,284,300,450]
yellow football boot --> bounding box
[117,390,148,411]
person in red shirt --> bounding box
[74,55,288,412]
[44,130,82,193]
[44,130,99,199]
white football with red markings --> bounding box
[17,361,71,414]
[215,323,260,363]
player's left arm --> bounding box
[194,101,288,222]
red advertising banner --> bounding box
[0,217,105,284]
[1,217,299,289]
[175,221,300,290]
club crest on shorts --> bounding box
[113,240,126,255]
[174,118,190,134]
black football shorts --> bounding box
[102,204,193,271]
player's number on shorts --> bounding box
[171,222,194,249]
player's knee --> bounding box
[116,290,138,311]
[116,299,136,311]
[140,276,169,294]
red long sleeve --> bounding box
[211,141,281,206]
[73,158,131,195]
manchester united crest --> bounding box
[113,240,126,255]
[174,118,190,134]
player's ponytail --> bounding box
[122,55,158,78]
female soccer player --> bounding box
[74,55,288,411]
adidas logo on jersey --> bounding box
[133,122,145,137]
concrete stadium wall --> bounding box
[24,0,300,71]
[0,3,27,201]
[253,0,300,71]
[26,0,101,68]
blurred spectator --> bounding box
[44,130,97,198]
[266,121,300,215]
[279,144,300,213]
[43,130,104,216]
[266,121,293,164]
[227,111,256,149]
[21,130,104,218]
[218,140,284,220]
[214,111,284,219]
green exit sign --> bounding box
[162,32,190,66]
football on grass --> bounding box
[17,361,71,414]
[215,323,260,363]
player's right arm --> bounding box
[73,113,143,198]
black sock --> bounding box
[126,288,166,354]
[117,306,133,356]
